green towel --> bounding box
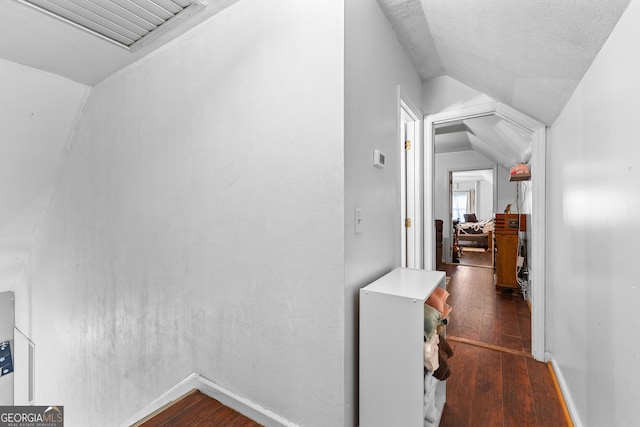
[424,304,442,338]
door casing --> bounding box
[424,102,546,361]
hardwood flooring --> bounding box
[441,263,531,354]
[437,263,570,427]
[440,340,569,427]
[135,390,262,427]
[457,248,493,267]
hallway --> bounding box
[438,264,570,426]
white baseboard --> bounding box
[121,373,202,427]
[546,353,583,427]
[121,373,298,427]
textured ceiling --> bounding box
[378,0,631,125]
[0,0,240,85]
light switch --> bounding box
[373,150,386,168]
[354,208,364,234]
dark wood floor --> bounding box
[136,390,262,427]
[442,263,531,354]
[438,263,570,427]
[457,247,493,267]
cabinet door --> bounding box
[495,234,519,288]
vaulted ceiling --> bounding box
[1,0,631,123]
[435,115,534,169]
[0,0,633,291]
[377,0,631,125]
[0,0,240,86]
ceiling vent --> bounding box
[17,0,206,50]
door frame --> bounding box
[449,166,497,263]
[399,93,423,269]
[424,102,546,361]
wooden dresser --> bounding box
[494,214,526,291]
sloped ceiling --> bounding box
[1,0,631,117]
[0,0,241,86]
[0,1,246,291]
[378,0,631,125]
[0,0,633,291]
[435,115,533,169]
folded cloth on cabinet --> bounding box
[426,287,452,319]
[423,305,442,338]
[423,373,439,426]
[424,333,439,371]
[439,335,453,359]
[433,350,451,381]
[433,335,454,381]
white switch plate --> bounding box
[354,208,364,234]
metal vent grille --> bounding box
[19,0,203,49]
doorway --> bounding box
[450,168,496,268]
[424,102,546,361]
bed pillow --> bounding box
[464,213,478,223]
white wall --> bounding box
[496,167,520,215]
[477,178,493,220]
[24,1,346,426]
[547,1,640,425]
[0,58,87,408]
[344,0,422,425]
[0,59,89,293]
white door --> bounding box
[400,101,421,268]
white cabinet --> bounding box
[359,267,446,427]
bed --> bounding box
[454,215,495,250]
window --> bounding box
[452,188,475,222]
[452,191,468,222]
